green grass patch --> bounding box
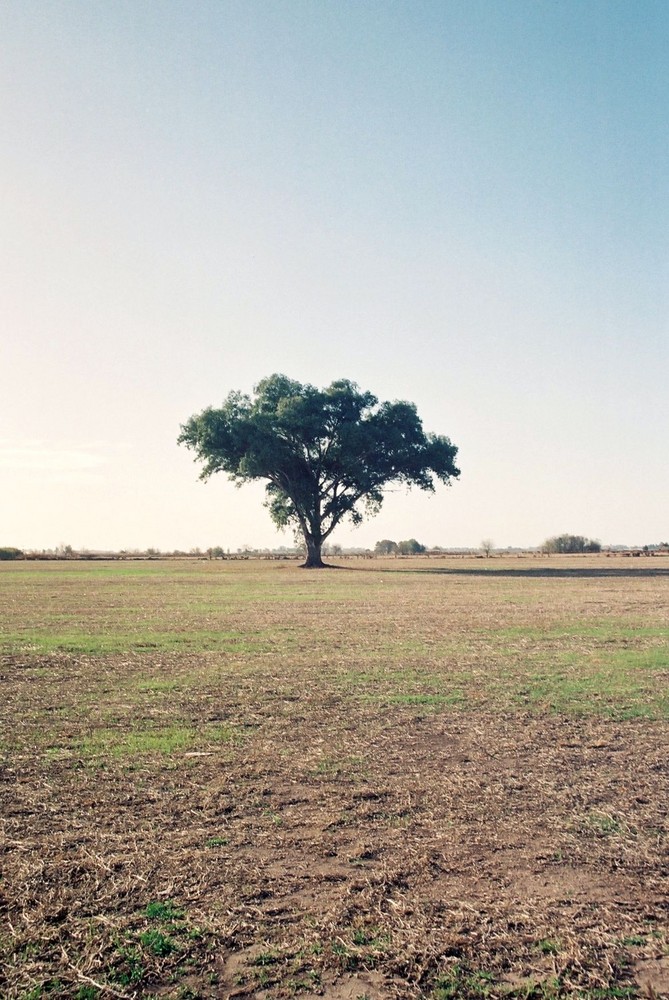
[135,678,184,693]
[515,646,669,719]
[79,723,240,758]
[384,691,465,707]
[431,964,496,998]
[139,927,177,956]
[145,900,184,921]
[2,628,264,655]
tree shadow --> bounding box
[330,562,669,579]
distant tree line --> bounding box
[542,534,601,554]
[374,538,426,555]
[0,547,24,560]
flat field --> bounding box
[1,556,668,1000]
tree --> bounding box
[207,546,226,559]
[481,538,494,557]
[397,538,426,555]
[178,374,460,568]
[542,534,601,554]
[374,539,399,555]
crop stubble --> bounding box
[1,557,668,999]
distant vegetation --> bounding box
[480,538,494,557]
[374,538,426,555]
[0,547,24,561]
[542,534,601,554]
[7,541,669,562]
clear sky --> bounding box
[2,0,668,552]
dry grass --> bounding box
[1,555,668,999]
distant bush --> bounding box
[397,538,426,555]
[542,534,601,554]
[0,547,24,560]
[207,546,226,559]
[374,539,398,555]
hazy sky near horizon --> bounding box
[2,0,668,552]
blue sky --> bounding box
[2,0,667,551]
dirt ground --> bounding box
[1,557,668,998]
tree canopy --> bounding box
[374,539,399,555]
[397,538,426,555]
[542,534,601,554]
[178,374,460,567]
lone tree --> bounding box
[178,374,460,568]
[480,538,494,558]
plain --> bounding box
[1,556,668,999]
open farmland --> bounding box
[1,556,668,1000]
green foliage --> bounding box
[537,938,560,955]
[0,547,24,560]
[146,900,183,921]
[110,943,145,985]
[250,951,279,966]
[140,928,177,956]
[79,723,239,758]
[374,538,398,555]
[542,534,601,554]
[397,538,426,554]
[431,964,495,998]
[179,374,459,566]
[2,627,257,656]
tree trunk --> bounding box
[302,534,325,568]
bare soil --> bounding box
[1,557,668,999]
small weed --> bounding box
[251,950,279,966]
[22,985,64,999]
[315,756,342,776]
[330,938,360,971]
[262,808,283,825]
[206,836,228,847]
[579,989,637,999]
[351,925,387,951]
[110,943,145,985]
[582,812,627,837]
[146,900,183,921]
[286,973,321,995]
[537,938,560,955]
[140,928,177,956]
[621,935,646,946]
[432,965,495,998]
[385,691,465,707]
[505,979,561,999]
